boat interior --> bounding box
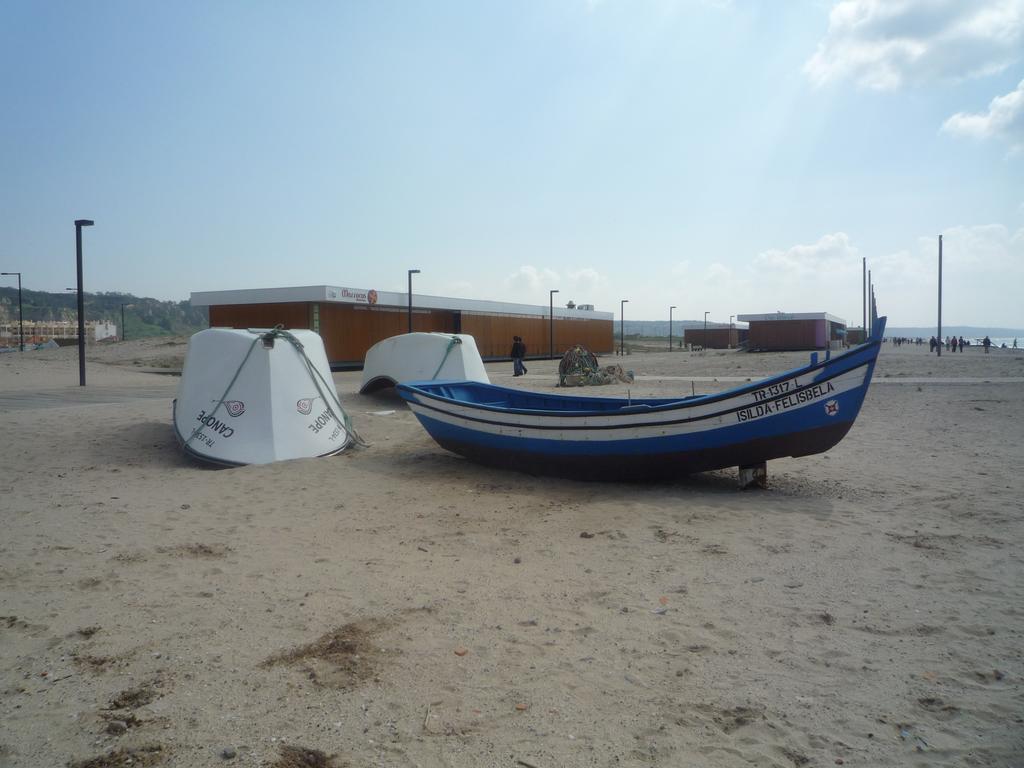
[401,328,883,416]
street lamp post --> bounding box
[0,271,22,351]
[669,306,676,351]
[729,315,734,348]
[120,302,134,341]
[620,299,629,355]
[862,257,867,340]
[867,269,872,337]
[74,219,94,386]
[407,269,420,334]
[703,311,709,351]
[937,235,942,357]
[549,289,559,359]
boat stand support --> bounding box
[738,462,767,490]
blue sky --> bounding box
[1,0,1022,327]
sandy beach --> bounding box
[1,339,1022,767]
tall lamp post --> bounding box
[669,305,676,351]
[936,235,942,357]
[0,271,22,351]
[867,269,872,337]
[862,257,867,340]
[74,219,94,386]
[407,269,420,334]
[549,289,559,359]
[619,299,629,356]
[729,315,735,348]
[120,302,134,341]
[703,311,709,351]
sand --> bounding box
[1,339,1022,767]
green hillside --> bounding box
[0,287,207,339]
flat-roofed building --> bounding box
[190,285,614,367]
[737,312,846,351]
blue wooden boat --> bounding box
[397,316,886,480]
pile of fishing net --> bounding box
[558,344,634,387]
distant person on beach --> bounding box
[511,336,528,376]
[983,336,992,354]
[1014,338,1018,349]
[929,336,936,352]
[958,336,965,352]
[510,336,524,376]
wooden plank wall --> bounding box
[748,320,821,350]
[682,328,740,349]
[208,302,614,363]
[319,304,456,362]
[209,303,312,331]
[461,314,613,359]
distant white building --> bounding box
[0,320,119,346]
[93,321,118,341]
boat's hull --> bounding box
[418,418,854,480]
[173,328,352,466]
[359,332,489,393]
[398,319,884,480]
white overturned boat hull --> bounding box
[173,328,352,466]
[360,333,489,393]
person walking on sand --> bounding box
[958,336,965,352]
[510,336,523,376]
[511,336,529,376]
[983,335,992,354]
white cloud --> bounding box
[585,0,732,10]
[447,280,474,297]
[942,79,1024,151]
[565,267,608,294]
[703,262,734,283]
[502,265,609,306]
[728,233,864,320]
[868,225,1023,324]
[504,265,559,296]
[735,226,1021,325]
[754,232,860,276]
[929,223,1024,269]
[670,260,691,277]
[805,0,1024,90]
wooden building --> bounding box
[190,286,614,367]
[682,327,747,349]
[737,312,847,351]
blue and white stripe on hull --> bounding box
[405,364,867,443]
[397,317,886,480]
